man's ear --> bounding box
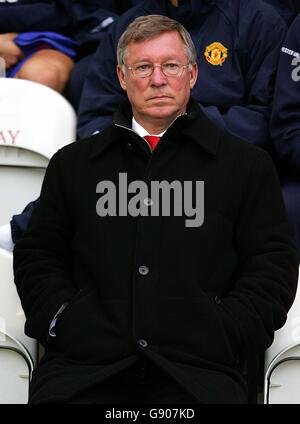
[189,63,198,89]
[117,65,127,91]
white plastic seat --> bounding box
[0,248,35,403]
[0,78,76,224]
[264,267,300,403]
[0,78,76,403]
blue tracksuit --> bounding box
[70,1,143,55]
[77,0,287,151]
[0,1,137,47]
[7,1,143,241]
[271,14,300,171]
[66,1,144,109]
[263,0,300,25]
[0,0,72,34]
[271,14,300,252]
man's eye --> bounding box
[164,63,180,70]
[135,64,152,71]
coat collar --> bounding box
[89,98,220,159]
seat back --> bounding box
[0,78,76,224]
[0,79,76,403]
[0,248,35,403]
[264,267,300,403]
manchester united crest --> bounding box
[204,42,228,66]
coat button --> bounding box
[214,295,222,305]
[139,265,149,276]
[127,142,133,150]
[138,339,148,348]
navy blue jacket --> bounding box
[71,0,143,55]
[263,0,300,25]
[0,0,71,34]
[271,14,300,172]
[77,0,287,148]
[0,1,141,48]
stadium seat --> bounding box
[264,267,300,404]
[0,78,76,403]
[0,78,76,225]
[0,248,35,403]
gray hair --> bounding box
[117,15,197,67]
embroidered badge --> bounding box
[204,42,228,66]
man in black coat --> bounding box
[13,15,299,404]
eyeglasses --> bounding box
[124,62,192,78]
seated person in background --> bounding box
[0,1,144,251]
[263,0,300,25]
[13,15,299,404]
[0,0,75,93]
[77,0,287,151]
[67,0,144,110]
[271,13,300,254]
[0,1,144,107]
[0,0,289,253]
[76,0,300,254]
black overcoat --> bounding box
[14,99,299,403]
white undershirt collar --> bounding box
[132,117,166,138]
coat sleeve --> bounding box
[0,1,71,34]
[203,3,287,148]
[271,14,300,173]
[13,150,77,346]
[218,148,298,358]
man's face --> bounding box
[117,31,198,128]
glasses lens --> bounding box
[162,63,181,76]
[130,63,187,77]
[134,64,152,77]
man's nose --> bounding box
[150,66,167,85]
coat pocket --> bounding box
[154,294,239,367]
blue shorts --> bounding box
[7,31,78,77]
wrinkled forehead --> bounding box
[124,31,188,64]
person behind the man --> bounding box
[13,15,298,404]
[0,0,75,93]
[77,0,287,147]
[263,0,300,25]
[0,0,288,253]
[271,14,300,254]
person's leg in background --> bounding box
[15,49,74,94]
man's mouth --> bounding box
[147,95,172,100]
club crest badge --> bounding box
[204,42,228,66]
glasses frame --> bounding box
[124,62,192,78]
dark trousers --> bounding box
[66,359,197,404]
